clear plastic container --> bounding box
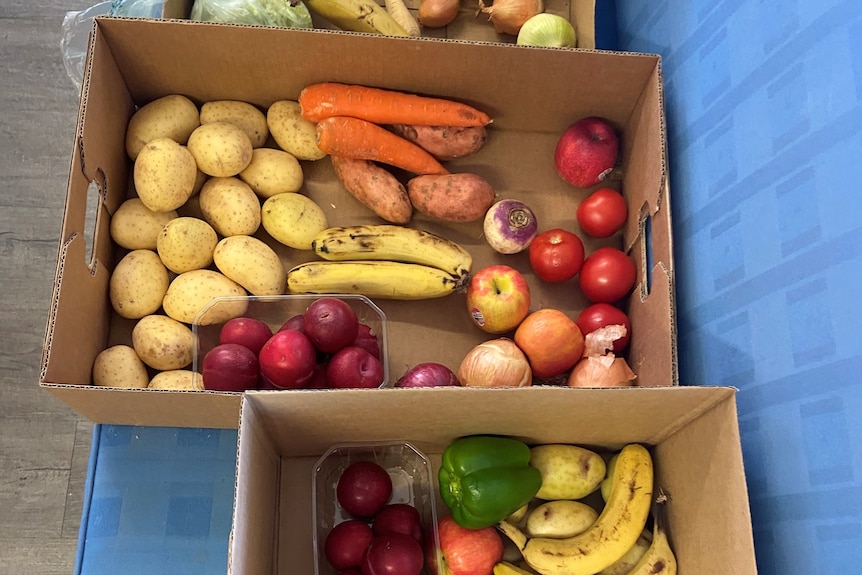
[312,442,440,575]
[191,294,389,388]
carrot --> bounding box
[299,82,492,127]
[316,116,450,176]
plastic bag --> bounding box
[60,1,167,92]
[190,0,313,28]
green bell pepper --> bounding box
[438,435,542,530]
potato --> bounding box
[192,168,209,196]
[125,94,200,161]
[407,172,496,222]
[148,370,204,391]
[187,121,254,177]
[200,100,269,148]
[157,217,219,274]
[162,269,248,325]
[390,124,488,160]
[267,100,326,160]
[331,155,412,224]
[92,344,149,388]
[199,177,261,237]
[213,235,286,296]
[239,148,304,198]
[134,138,198,212]
[110,198,178,250]
[109,249,170,319]
[176,193,205,220]
[132,314,196,370]
[261,192,328,250]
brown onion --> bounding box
[458,338,532,387]
[479,0,544,36]
[568,355,636,388]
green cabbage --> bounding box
[191,0,313,29]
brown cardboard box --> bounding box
[40,17,674,427]
[230,386,757,574]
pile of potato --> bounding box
[93,95,331,391]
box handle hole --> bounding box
[83,172,104,272]
[642,212,654,297]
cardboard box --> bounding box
[230,386,757,574]
[40,17,674,427]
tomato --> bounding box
[576,188,627,238]
[576,303,631,352]
[579,247,636,303]
[528,229,585,283]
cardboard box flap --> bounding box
[245,386,734,457]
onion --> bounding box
[458,338,532,387]
[396,362,460,387]
[516,13,576,47]
[479,0,544,36]
[567,355,636,388]
[483,199,538,254]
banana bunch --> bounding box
[494,443,677,575]
[286,224,472,300]
[303,0,410,36]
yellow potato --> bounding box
[125,94,200,160]
[199,177,262,237]
[238,148,304,198]
[134,138,197,212]
[157,217,218,274]
[92,344,150,388]
[213,235,286,296]
[200,100,269,148]
[187,121,253,177]
[261,192,328,250]
[267,100,326,160]
[109,249,170,319]
[110,198,178,250]
[192,168,209,196]
[132,314,196,371]
[162,269,248,325]
[530,444,606,500]
[148,370,204,391]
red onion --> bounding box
[396,362,460,388]
[483,199,538,254]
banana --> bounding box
[312,225,473,280]
[597,529,652,575]
[286,260,464,300]
[303,0,409,36]
[524,500,598,539]
[529,444,606,500]
[497,444,654,575]
[600,453,618,502]
[493,562,535,575]
[506,503,530,527]
[627,506,677,575]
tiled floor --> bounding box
[1,2,95,572]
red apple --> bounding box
[219,317,273,355]
[353,323,381,360]
[325,519,375,570]
[554,117,619,188]
[362,533,424,575]
[305,363,330,389]
[278,314,305,333]
[373,503,424,542]
[427,516,503,575]
[303,297,360,353]
[202,343,260,392]
[465,265,531,334]
[327,346,385,389]
[258,330,316,389]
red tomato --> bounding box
[577,188,628,238]
[579,247,636,303]
[576,303,631,352]
[528,229,585,283]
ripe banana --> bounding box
[493,562,535,575]
[627,507,677,575]
[312,225,473,280]
[286,260,464,300]
[524,500,598,539]
[600,453,618,502]
[597,529,652,575]
[497,444,654,575]
[529,444,606,500]
[303,0,409,36]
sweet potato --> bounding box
[331,155,413,224]
[407,173,496,223]
[389,124,488,160]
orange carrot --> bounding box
[300,82,492,127]
[317,116,450,176]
